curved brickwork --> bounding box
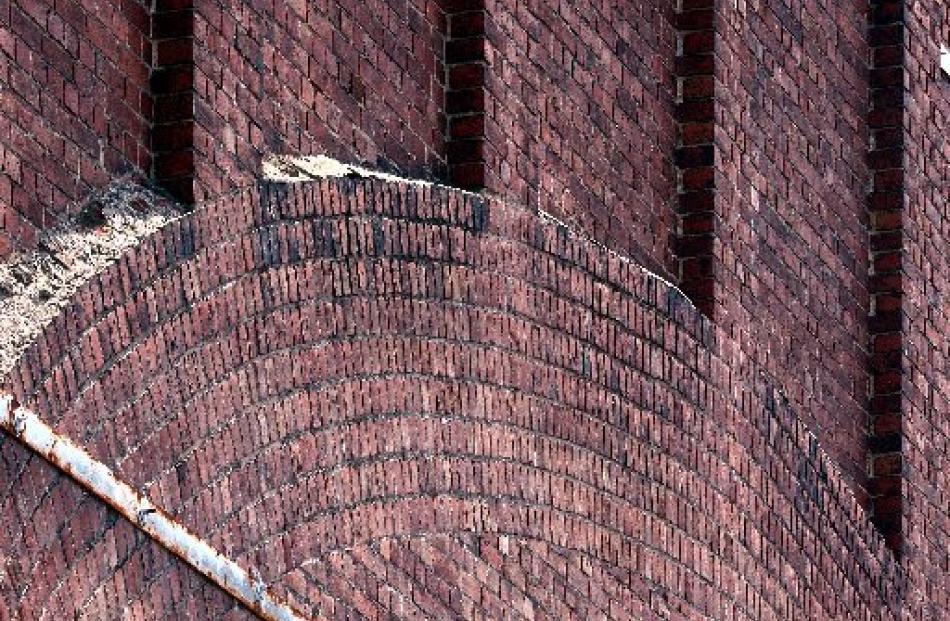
[283,534,676,619]
[0,439,251,621]
[1,178,906,619]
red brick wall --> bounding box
[191,0,448,201]
[0,0,681,279]
[0,459,253,621]
[902,0,948,615]
[714,1,872,497]
[478,0,677,276]
[0,0,152,258]
[1,179,904,619]
[0,1,947,616]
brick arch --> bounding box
[2,179,901,620]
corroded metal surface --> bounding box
[0,394,308,621]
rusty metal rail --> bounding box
[0,394,308,621]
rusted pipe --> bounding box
[0,393,308,621]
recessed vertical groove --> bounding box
[151,0,196,204]
[867,0,905,555]
[443,0,487,190]
[673,0,717,319]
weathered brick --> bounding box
[0,1,947,619]
[0,179,914,620]
[0,0,151,257]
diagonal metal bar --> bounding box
[0,393,309,621]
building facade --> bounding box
[0,0,947,619]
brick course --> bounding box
[0,0,947,617]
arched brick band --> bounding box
[2,178,904,619]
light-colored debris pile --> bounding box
[0,178,183,375]
[262,153,443,188]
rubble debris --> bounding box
[0,177,184,376]
[263,154,431,187]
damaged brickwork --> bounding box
[0,178,182,375]
[1,178,908,620]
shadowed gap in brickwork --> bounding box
[443,0,487,190]
[672,0,716,318]
[867,0,907,555]
[151,0,196,204]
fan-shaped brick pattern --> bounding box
[2,179,905,619]
[283,534,666,620]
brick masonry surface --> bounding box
[191,0,449,202]
[477,0,677,278]
[0,0,947,618]
[714,0,872,498]
[0,179,912,619]
[901,0,949,615]
[0,0,152,257]
[191,0,680,278]
[867,0,909,550]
